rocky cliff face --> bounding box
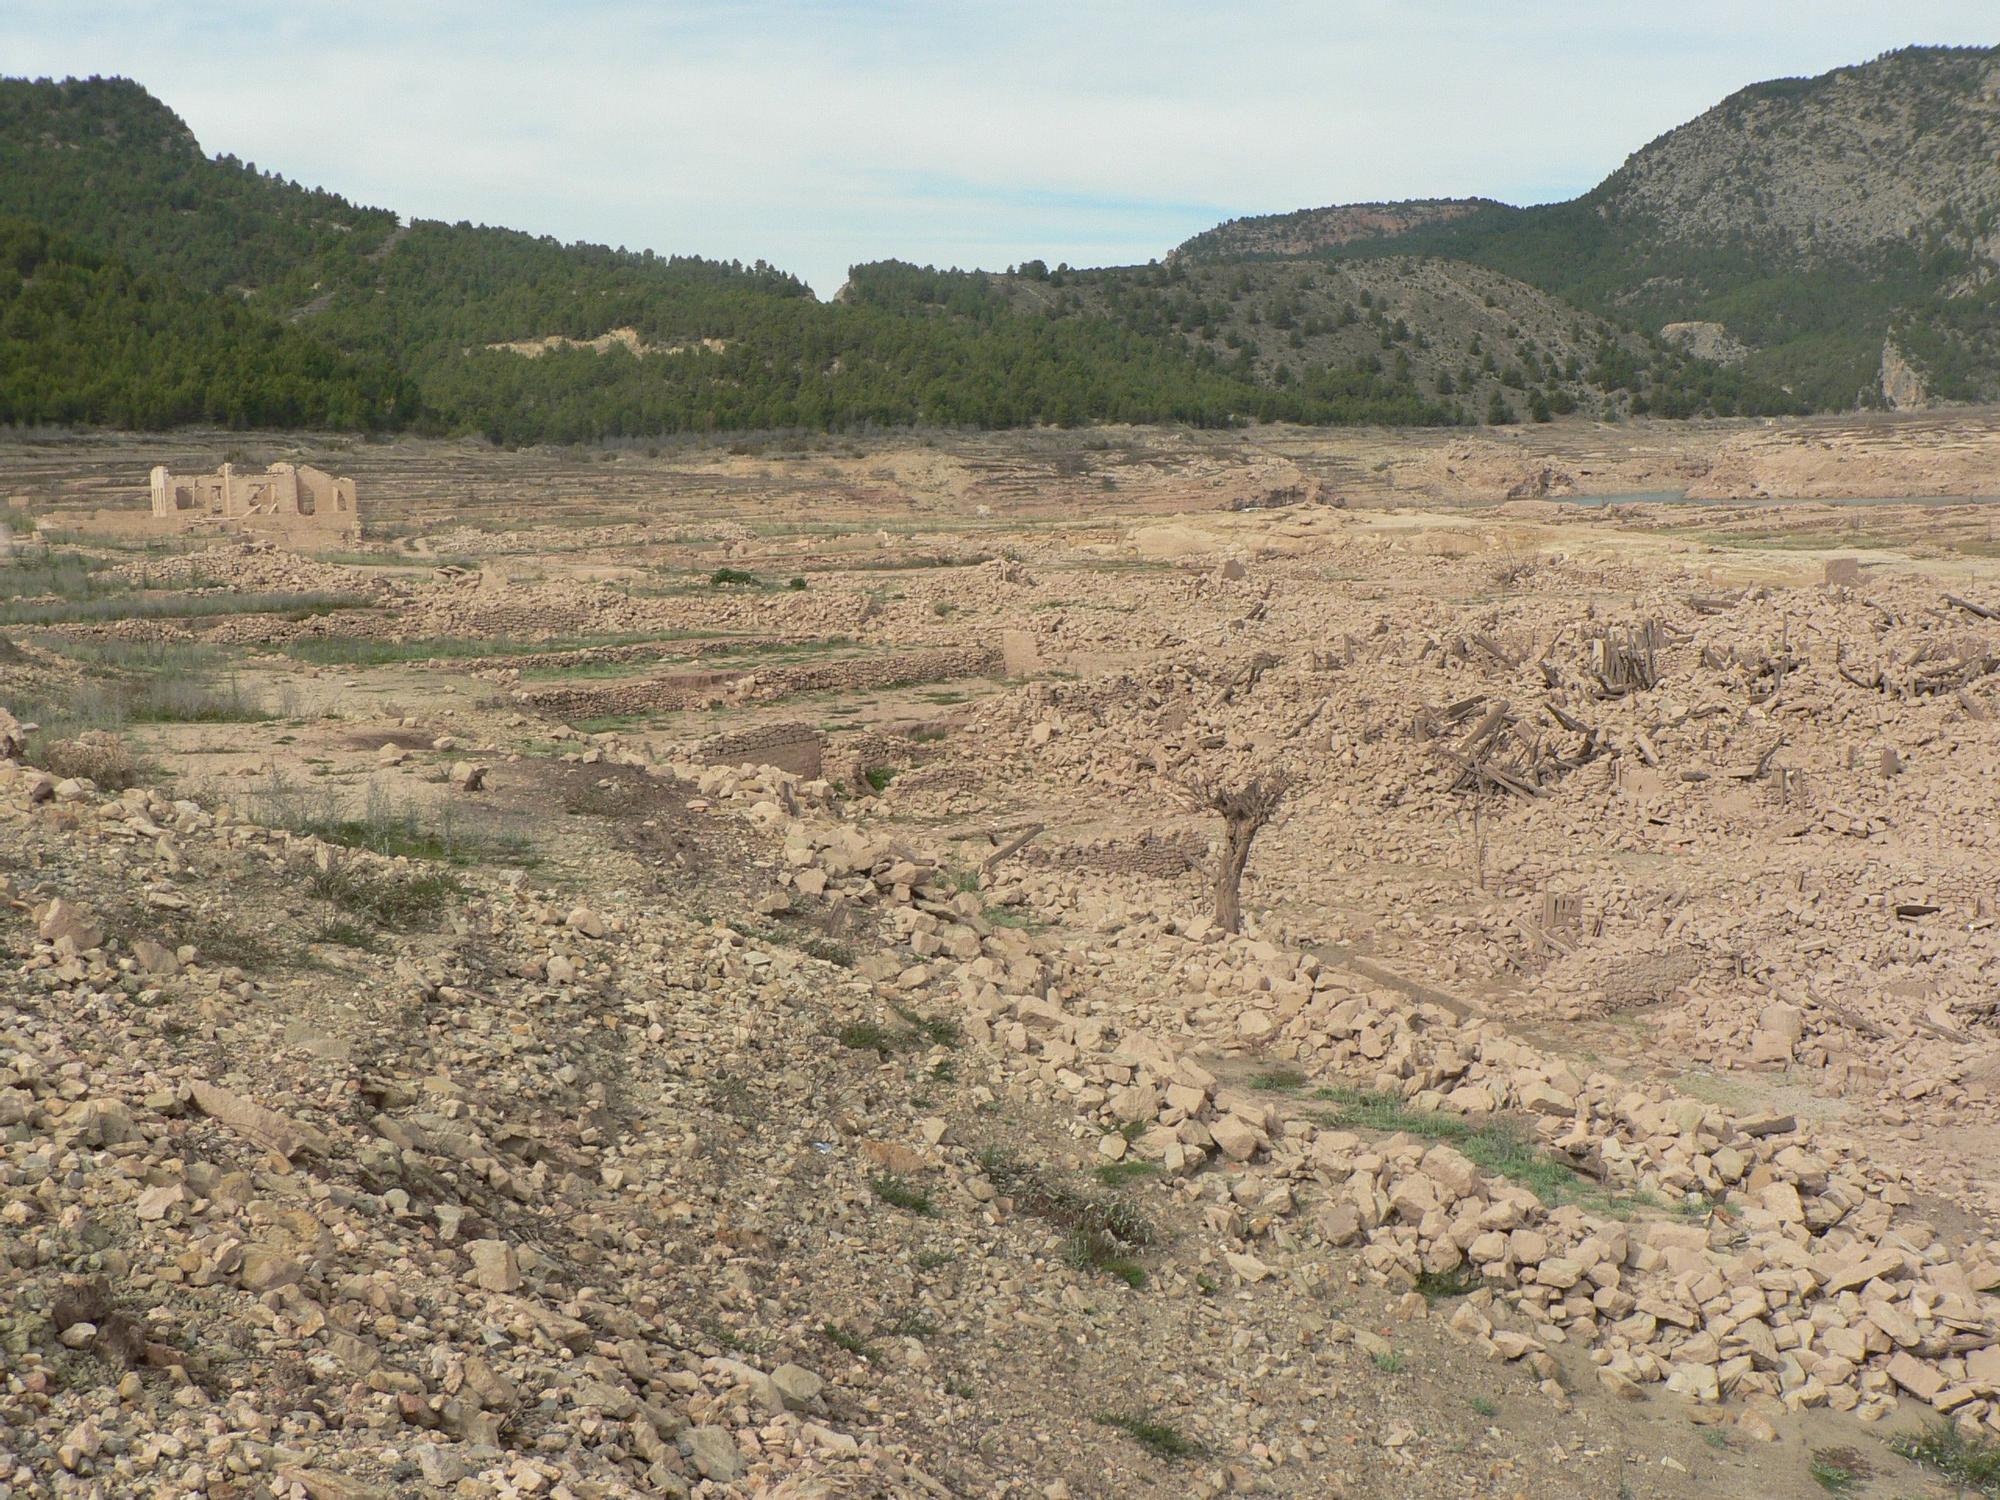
[1879,339,1931,410]
[1594,47,2000,267]
[1172,198,1502,261]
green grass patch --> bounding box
[837,1020,902,1055]
[981,904,1045,931]
[1094,1412,1205,1461]
[0,550,125,602]
[256,780,532,866]
[1249,1068,1307,1092]
[1094,1161,1161,1187]
[869,1173,935,1216]
[820,1323,880,1363]
[1807,1450,1867,1494]
[863,766,896,793]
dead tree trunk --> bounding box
[1191,773,1290,935]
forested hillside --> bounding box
[1178,46,2000,408]
[0,77,1468,439]
[966,254,1802,421]
[4,52,1988,441]
[0,216,412,429]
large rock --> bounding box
[467,1239,523,1292]
[37,898,104,951]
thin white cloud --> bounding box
[5,1,1995,293]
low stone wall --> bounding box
[697,722,823,780]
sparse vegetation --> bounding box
[255,779,531,866]
[302,861,461,931]
[0,589,369,627]
[979,1147,1151,1288]
[1808,1448,1870,1494]
[1892,1418,2000,1495]
[1249,1067,1307,1092]
[869,1173,935,1216]
[1094,1412,1205,1461]
[1413,1266,1479,1302]
[820,1323,880,1363]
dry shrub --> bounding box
[39,731,141,790]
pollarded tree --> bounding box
[1175,768,1292,936]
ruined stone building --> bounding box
[148,462,360,542]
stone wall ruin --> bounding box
[148,462,360,543]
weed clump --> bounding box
[869,1173,935,1216]
[1891,1418,2000,1494]
[304,862,461,930]
[979,1147,1152,1287]
[1094,1412,1205,1460]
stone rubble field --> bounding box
[6,427,2000,1499]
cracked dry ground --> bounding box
[2,730,1875,1500]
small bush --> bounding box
[709,567,759,587]
[39,731,141,790]
[800,936,855,967]
[837,1020,900,1055]
[889,1003,959,1047]
[788,576,807,590]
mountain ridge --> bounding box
[2,48,1996,439]
[1173,45,2000,409]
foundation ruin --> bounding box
[148,462,360,542]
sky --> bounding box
[6,2,1997,296]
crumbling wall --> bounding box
[148,462,360,543]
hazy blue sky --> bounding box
[7,2,1996,294]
